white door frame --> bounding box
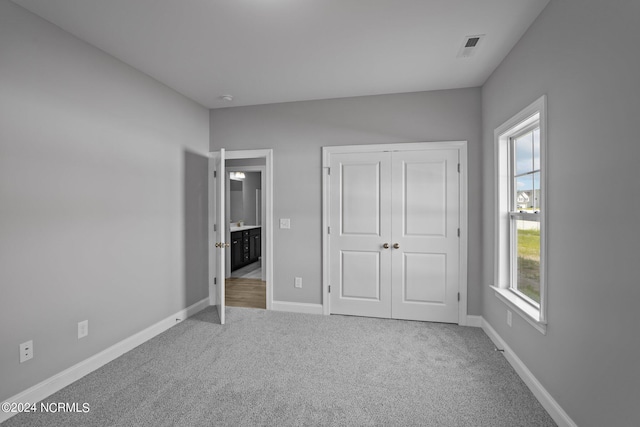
[322,141,469,325]
[225,165,266,281]
[218,149,273,310]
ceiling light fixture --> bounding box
[220,95,234,102]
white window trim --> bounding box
[492,95,547,334]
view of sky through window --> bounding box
[514,128,541,211]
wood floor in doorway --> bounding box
[225,278,266,309]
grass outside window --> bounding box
[516,227,540,303]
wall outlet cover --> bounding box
[294,277,302,288]
[78,320,89,339]
[20,340,33,363]
[279,218,291,229]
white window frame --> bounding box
[492,95,547,334]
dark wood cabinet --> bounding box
[230,231,244,271]
[249,228,261,260]
[230,227,261,272]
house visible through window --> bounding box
[493,95,547,334]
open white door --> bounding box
[210,149,226,324]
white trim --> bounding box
[321,141,468,159]
[493,95,548,330]
[271,300,324,315]
[322,163,331,315]
[481,317,577,427]
[0,298,210,423]
[225,149,269,160]
[457,143,469,326]
[466,315,483,328]
[322,141,468,325]
[223,149,274,310]
[492,286,547,334]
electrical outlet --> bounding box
[507,310,512,327]
[279,218,291,229]
[294,277,302,288]
[20,340,33,363]
[78,320,88,339]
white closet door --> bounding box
[390,149,459,323]
[329,152,392,318]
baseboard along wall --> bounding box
[2,303,576,427]
[480,317,578,427]
[0,298,210,424]
[271,300,324,315]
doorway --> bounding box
[226,162,266,309]
[322,142,468,324]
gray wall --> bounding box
[0,0,209,402]
[481,0,640,425]
[211,88,482,309]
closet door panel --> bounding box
[341,163,381,236]
[329,152,392,318]
[391,149,459,323]
[403,161,447,237]
[403,252,446,303]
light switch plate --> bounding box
[294,277,302,288]
[279,218,291,229]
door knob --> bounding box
[393,243,400,249]
[382,243,390,249]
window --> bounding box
[493,96,547,334]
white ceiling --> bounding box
[12,0,550,109]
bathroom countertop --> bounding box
[229,225,261,232]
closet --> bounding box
[326,143,463,323]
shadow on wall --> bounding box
[183,150,209,306]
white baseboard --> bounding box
[481,318,577,427]
[465,315,483,327]
[0,298,210,423]
[271,300,323,315]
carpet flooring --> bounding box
[3,307,556,426]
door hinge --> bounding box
[214,277,217,285]
[457,163,460,173]
[327,168,330,175]
[327,226,330,234]
[214,223,217,232]
[457,228,460,237]
[458,292,460,302]
[328,285,331,293]
[214,170,217,178]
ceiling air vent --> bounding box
[457,34,485,58]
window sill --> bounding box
[491,286,547,335]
